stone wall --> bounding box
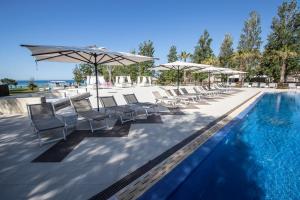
[0,97,42,115]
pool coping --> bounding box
[92,91,263,200]
[137,92,265,200]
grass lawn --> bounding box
[10,88,39,94]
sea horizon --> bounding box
[15,79,75,87]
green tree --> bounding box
[79,64,94,78]
[179,51,192,82]
[127,49,138,82]
[0,78,17,87]
[237,11,262,74]
[203,56,220,66]
[167,45,178,62]
[159,45,178,84]
[179,51,191,62]
[73,66,84,84]
[193,30,214,63]
[138,40,155,76]
[238,11,262,51]
[263,0,300,83]
[219,34,234,67]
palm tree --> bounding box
[232,50,261,71]
[179,51,192,83]
[179,51,191,62]
[272,46,298,83]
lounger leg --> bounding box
[37,131,42,147]
[120,116,124,124]
[133,112,136,121]
[62,127,66,140]
[89,120,94,133]
[105,118,109,129]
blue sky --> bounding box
[0,0,285,80]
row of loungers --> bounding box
[27,93,158,146]
[27,83,231,146]
[242,82,299,88]
[152,84,233,106]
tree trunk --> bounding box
[106,66,113,83]
[108,69,112,83]
[280,60,287,83]
[183,71,186,84]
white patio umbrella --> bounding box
[151,61,208,89]
[21,44,155,111]
[213,69,247,85]
[195,66,223,89]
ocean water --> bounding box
[141,92,300,200]
[15,80,74,88]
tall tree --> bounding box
[167,45,178,62]
[127,49,139,82]
[238,11,262,51]
[73,66,84,84]
[263,0,300,83]
[219,34,234,67]
[237,11,262,73]
[159,45,178,84]
[138,40,155,76]
[179,51,192,82]
[193,30,214,63]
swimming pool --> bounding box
[139,92,300,200]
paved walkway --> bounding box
[0,87,261,200]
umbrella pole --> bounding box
[177,68,180,90]
[94,63,100,111]
[208,72,211,90]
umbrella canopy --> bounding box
[197,66,222,73]
[193,66,225,89]
[21,45,154,65]
[212,69,247,85]
[21,44,155,111]
[213,69,247,75]
[160,61,209,70]
[152,61,208,88]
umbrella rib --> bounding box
[32,50,74,56]
[104,54,141,65]
[63,53,93,64]
[36,51,92,63]
[102,54,126,66]
[88,54,94,63]
[35,51,76,62]
[96,54,106,64]
[119,56,140,64]
[159,65,174,70]
[73,51,94,63]
[98,55,124,65]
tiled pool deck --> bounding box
[0,87,272,200]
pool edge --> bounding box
[109,91,264,200]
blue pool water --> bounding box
[140,93,300,200]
